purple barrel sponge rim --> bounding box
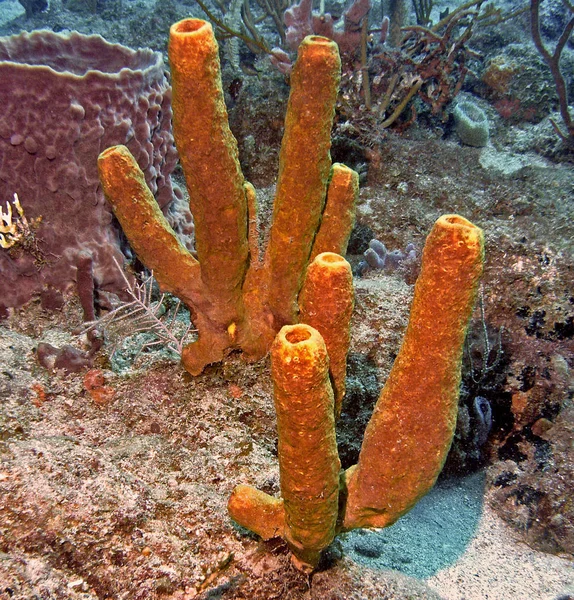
[0,29,163,79]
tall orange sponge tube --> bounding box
[342,214,485,530]
[272,324,341,569]
[228,323,340,571]
[299,252,354,418]
[97,145,200,309]
[168,19,249,313]
[263,36,342,330]
[309,163,358,261]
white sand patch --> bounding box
[428,503,574,600]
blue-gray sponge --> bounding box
[453,101,489,147]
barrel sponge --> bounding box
[453,100,489,148]
[0,30,183,313]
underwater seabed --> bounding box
[343,471,574,599]
[1,131,574,598]
[1,0,574,594]
[0,326,573,600]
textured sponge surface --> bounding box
[0,30,179,311]
[453,100,490,148]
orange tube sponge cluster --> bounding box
[342,214,484,530]
[229,215,484,570]
[299,252,354,418]
[98,21,358,375]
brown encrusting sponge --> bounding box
[97,20,358,376]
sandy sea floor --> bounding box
[1,133,573,597]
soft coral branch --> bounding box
[530,0,574,143]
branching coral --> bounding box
[194,0,373,72]
[338,0,483,140]
[0,193,40,250]
[82,259,196,359]
[530,0,574,143]
[194,0,284,57]
[0,193,44,267]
